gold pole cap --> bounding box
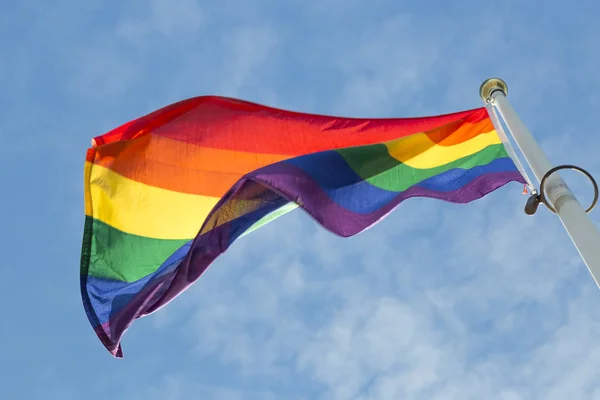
[479,78,508,102]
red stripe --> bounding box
[93,96,488,154]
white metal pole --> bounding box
[480,78,600,289]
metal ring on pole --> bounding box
[525,165,598,215]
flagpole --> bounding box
[480,78,600,289]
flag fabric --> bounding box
[81,96,525,357]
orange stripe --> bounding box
[90,116,495,196]
[424,118,494,146]
[92,134,288,196]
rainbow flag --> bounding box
[81,96,525,357]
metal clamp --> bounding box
[524,164,598,215]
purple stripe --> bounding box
[98,164,524,357]
[252,162,525,236]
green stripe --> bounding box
[240,201,298,238]
[86,201,298,282]
[86,217,190,282]
[336,143,510,191]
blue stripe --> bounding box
[283,149,517,214]
[86,242,191,326]
[416,157,517,192]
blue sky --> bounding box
[2,0,600,398]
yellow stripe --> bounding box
[84,149,95,217]
[385,129,501,169]
[87,162,219,239]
